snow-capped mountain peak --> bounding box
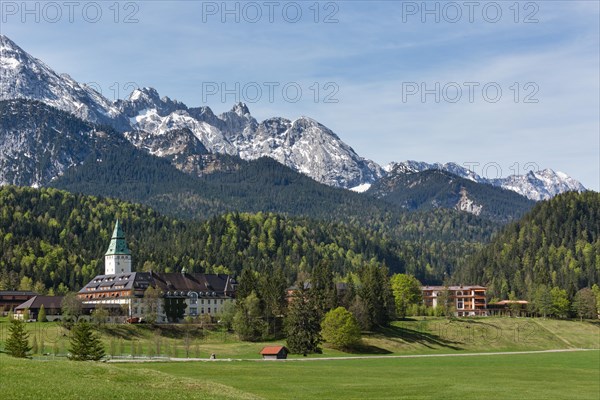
[0,35,129,130]
[494,168,586,201]
[231,102,251,117]
[385,160,586,201]
[118,87,188,118]
[0,35,587,196]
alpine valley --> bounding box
[0,34,593,291]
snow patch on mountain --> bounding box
[350,183,372,193]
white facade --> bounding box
[105,254,132,275]
[128,295,235,323]
[185,292,232,317]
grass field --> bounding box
[2,350,598,399]
[1,317,598,399]
[1,316,598,359]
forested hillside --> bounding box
[0,187,502,293]
[454,192,600,299]
[0,186,408,292]
[368,169,535,223]
[50,147,500,284]
[51,147,395,221]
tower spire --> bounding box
[104,220,132,275]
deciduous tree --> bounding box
[232,291,267,341]
[321,307,361,349]
[142,286,162,324]
[61,292,83,327]
[390,274,422,319]
[550,287,570,318]
[533,285,553,318]
[572,288,597,320]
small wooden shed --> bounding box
[260,346,289,360]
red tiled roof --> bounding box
[260,346,287,355]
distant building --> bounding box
[78,221,236,323]
[14,295,64,321]
[286,281,347,302]
[260,346,289,360]
[0,291,38,314]
[421,285,488,316]
[487,300,529,317]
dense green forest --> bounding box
[0,186,411,292]
[454,192,600,299]
[0,187,505,293]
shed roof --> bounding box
[260,346,288,355]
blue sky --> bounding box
[2,1,599,190]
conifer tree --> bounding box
[358,263,394,328]
[68,321,105,361]
[310,260,337,318]
[5,318,32,358]
[38,304,47,322]
[31,335,39,354]
[285,283,322,355]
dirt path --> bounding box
[530,319,574,347]
[107,348,598,363]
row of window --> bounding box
[190,299,223,305]
[189,307,213,315]
[84,292,123,299]
[86,284,127,291]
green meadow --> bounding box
[1,350,598,399]
[1,317,598,359]
[1,317,598,399]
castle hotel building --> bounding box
[78,221,236,322]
